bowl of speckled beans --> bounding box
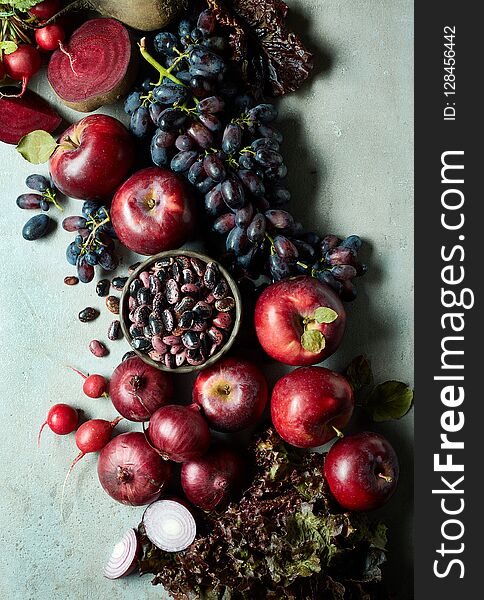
[120,250,242,373]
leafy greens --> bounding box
[139,428,389,599]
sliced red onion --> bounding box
[103,528,140,579]
[143,499,196,552]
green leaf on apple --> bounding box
[313,306,338,324]
[16,130,58,164]
[364,380,414,422]
[301,329,325,353]
[344,355,374,393]
[0,41,18,55]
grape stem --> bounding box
[44,188,63,212]
[138,38,199,105]
[138,37,185,87]
[265,233,275,255]
[81,208,110,256]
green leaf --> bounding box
[0,41,18,55]
[314,306,338,324]
[16,130,58,164]
[344,355,374,392]
[6,0,42,11]
[364,380,414,421]
[301,329,325,353]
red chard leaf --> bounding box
[207,0,314,96]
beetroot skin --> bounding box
[47,18,138,112]
[0,89,62,145]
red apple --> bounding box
[271,366,354,448]
[193,357,268,432]
[324,432,399,511]
[110,167,195,255]
[49,114,135,200]
[254,276,346,366]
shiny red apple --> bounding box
[254,276,346,366]
[49,114,135,199]
[193,357,268,432]
[324,432,399,511]
[110,167,195,255]
[271,366,354,448]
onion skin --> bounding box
[181,446,247,510]
[109,357,174,422]
[148,404,211,463]
[98,432,172,506]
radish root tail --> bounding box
[37,421,47,447]
[60,451,85,519]
[70,366,87,379]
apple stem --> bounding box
[332,426,344,439]
[378,473,393,483]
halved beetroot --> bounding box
[0,88,62,145]
[47,18,138,112]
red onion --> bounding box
[143,499,196,552]
[181,446,246,510]
[97,432,172,506]
[103,528,140,579]
[109,357,174,421]
[148,404,211,463]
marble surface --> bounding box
[0,1,413,598]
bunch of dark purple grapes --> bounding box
[16,174,62,212]
[124,8,366,300]
[63,201,119,284]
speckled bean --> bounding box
[79,307,99,323]
[106,296,120,314]
[89,340,108,357]
[108,320,121,340]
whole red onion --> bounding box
[181,445,246,510]
[148,404,211,463]
[97,432,172,506]
[109,357,174,421]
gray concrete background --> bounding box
[0,1,414,598]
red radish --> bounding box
[36,24,66,52]
[97,432,172,506]
[2,45,41,97]
[71,367,108,399]
[38,403,78,446]
[109,357,173,422]
[0,62,5,80]
[103,528,140,579]
[181,446,246,511]
[148,404,211,463]
[0,88,61,144]
[47,18,138,112]
[30,0,61,20]
[63,416,123,500]
[142,499,196,552]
